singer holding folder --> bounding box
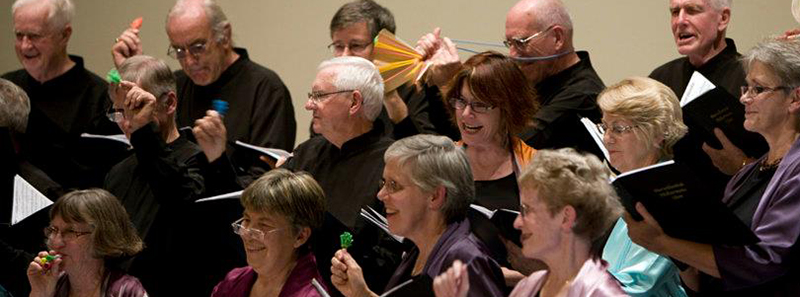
[626,38,800,295]
[596,77,689,297]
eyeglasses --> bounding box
[519,203,531,216]
[597,123,636,135]
[231,218,282,241]
[44,226,92,241]
[449,97,494,113]
[503,26,554,49]
[379,178,404,194]
[328,41,373,55]
[307,89,355,103]
[167,41,208,60]
[740,85,791,98]
[106,108,125,123]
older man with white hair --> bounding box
[281,56,404,295]
[3,0,121,191]
[113,0,296,179]
[650,0,768,200]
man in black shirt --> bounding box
[417,0,605,158]
[3,0,121,191]
[112,0,296,177]
[104,55,207,296]
[650,0,767,199]
[282,56,403,295]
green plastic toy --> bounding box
[340,232,353,249]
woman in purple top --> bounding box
[330,135,505,297]
[212,169,328,297]
[434,149,627,297]
[27,189,148,297]
[626,38,800,295]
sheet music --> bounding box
[195,190,243,203]
[680,71,716,107]
[580,117,610,161]
[235,140,292,160]
[12,175,53,225]
[80,133,131,147]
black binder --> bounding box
[612,160,759,245]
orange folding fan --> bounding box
[373,29,430,92]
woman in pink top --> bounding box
[211,169,328,297]
[434,149,628,297]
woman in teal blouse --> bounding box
[597,77,688,296]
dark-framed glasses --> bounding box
[44,226,92,241]
[503,25,554,49]
[327,41,373,55]
[449,97,494,113]
[307,89,355,103]
[167,41,208,59]
[597,123,637,135]
[231,218,282,241]
[740,85,791,98]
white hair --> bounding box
[534,0,573,32]
[12,0,75,31]
[168,0,230,42]
[708,0,731,11]
[317,56,384,122]
[0,78,31,133]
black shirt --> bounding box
[283,122,404,294]
[104,124,207,296]
[650,39,768,200]
[2,55,122,190]
[175,48,296,175]
[519,51,605,159]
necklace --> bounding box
[759,157,782,172]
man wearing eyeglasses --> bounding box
[418,0,605,158]
[2,0,122,192]
[324,0,454,140]
[649,0,767,199]
[112,0,296,176]
[281,56,404,295]
[104,54,208,297]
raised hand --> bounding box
[112,27,143,68]
[193,110,227,162]
[330,249,375,297]
[120,81,158,133]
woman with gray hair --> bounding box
[596,77,688,296]
[435,148,625,297]
[330,134,504,297]
[627,38,800,295]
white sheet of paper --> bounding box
[235,140,292,160]
[194,190,243,203]
[580,117,611,161]
[681,71,716,107]
[80,133,131,147]
[12,175,53,225]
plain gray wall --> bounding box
[1,0,796,145]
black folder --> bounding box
[612,160,759,245]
